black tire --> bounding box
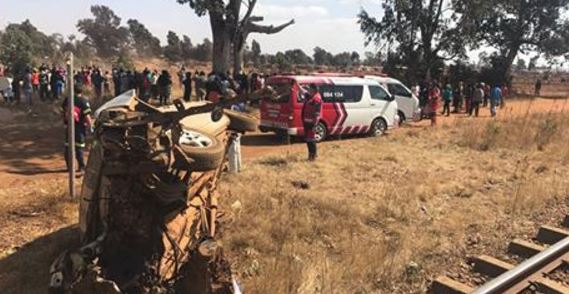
[225,110,258,132]
[314,122,327,143]
[398,111,406,125]
[178,128,225,172]
[369,118,387,137]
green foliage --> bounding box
[0,26,34,75]
[113,50,134,70]
[77,5,130,58]
[363,52,382,66]
[358,0,467,82]
[516,59,527,71]
[127,19,162,57]
[455,0,569,81]
[313,47,334,66]
[163,31,182,62]
[283,49,312,65]
[192,39,213,62]
[176,0,226,17]
[180,35,193,60]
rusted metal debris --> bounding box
[49,90,264,294]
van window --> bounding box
[387,83,412,97]
[319,85,363,103]
[369,86,391,101]
[266,83,292,103]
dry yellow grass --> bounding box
[0,98,568,293]
[219,104,569,293]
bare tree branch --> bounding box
[240,0,257,25]
[247,19,295,34]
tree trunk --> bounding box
[232,33,247,74]
[233,46,244,75]
[210,17,232,74]
[502,44,520,84]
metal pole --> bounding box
[67,53,75,198]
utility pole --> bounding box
[67,53,76,198]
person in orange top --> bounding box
[428,81,441,126]
[31,69,40,97]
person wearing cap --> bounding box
[442,84,453,116]
[302,84,323,161]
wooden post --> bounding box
[67,53,75,198]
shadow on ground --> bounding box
[0,225,79,294]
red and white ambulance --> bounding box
[259,75,399,142]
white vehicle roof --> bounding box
[364,75,403,85]
[275,75,381,86]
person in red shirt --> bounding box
[31,69,40,97]
[302,84,323,161]
[428,81,441,126]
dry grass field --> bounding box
[218,102,569,293]
[0,97,568,293]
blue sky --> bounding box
[0,0,383,55]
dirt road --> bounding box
[0,97,567,293]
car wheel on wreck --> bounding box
[176,128,225,172]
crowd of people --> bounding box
[413,80,509,126]
[0,64,68,107]
[1,63,271,111]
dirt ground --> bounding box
[0,96,567,293]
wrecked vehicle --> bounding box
[49,89,264,293]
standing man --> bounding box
[183,72,193,102]
[61,87,93,175]
[23,69,33,108]
[301,84,322,161]
[470,83,484,117]
[454,81,464,113]
[228,102,246,173]
[490,84,502,117]
[442,84,453,117]
[157,70,172,105]
[39,69,50,102]
[428,81,441,126]
[535,79,542,96]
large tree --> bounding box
[164,31,183,62]
[455,0,569,82]
[359,0,467,82]
[176,0,294,73]
[127,19,162,57]
[77,5,130,58]
[192,38,213,62]
[0,26,34,75]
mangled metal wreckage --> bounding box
[49,89,264,293]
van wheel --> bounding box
[370,118,387,137]
[398,111,406,125]
[314,122,327,143]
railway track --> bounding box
[431,215,569,294]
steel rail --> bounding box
[473,236,569,294]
